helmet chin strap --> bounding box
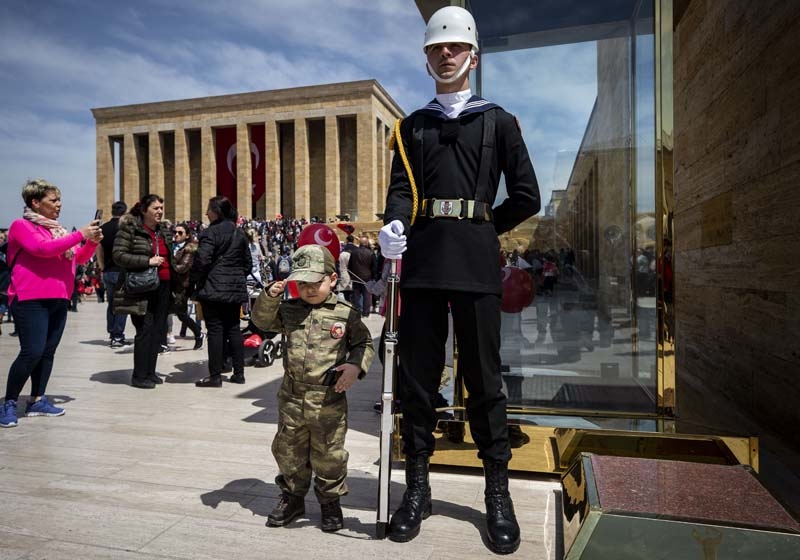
[427,51,475,85]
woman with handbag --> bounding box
[1,179,103,428]
[190,196,250,387]
[112,193,173,389]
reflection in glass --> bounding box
[479,1,658,416]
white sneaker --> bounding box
[167,335,176,345]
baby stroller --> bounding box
[242,271,284,367]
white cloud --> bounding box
[0,1,432,228]
[0,110,97,229]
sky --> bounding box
[0,0,599,230]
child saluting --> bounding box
[252,244,374,532]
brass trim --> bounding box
[393,421,757,475]
[555,428,756,472]
[655,0,676,415]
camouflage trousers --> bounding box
[272,376,350,504]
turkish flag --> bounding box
[215,127,237,205]
[214,125,266,216]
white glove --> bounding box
[379,219,406,259]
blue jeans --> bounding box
[352,283,372,317]
[104,271,128,341]
[5,298,69,401]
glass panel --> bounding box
[478,1,658,416]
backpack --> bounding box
[277,255,292,279]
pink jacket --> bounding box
[7,218,98,302]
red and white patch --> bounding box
[330,322,345,339]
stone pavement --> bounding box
[0,299,560,559]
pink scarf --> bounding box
[22,206,74,260]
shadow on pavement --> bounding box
[90,369,132,385]
[199,473,485,541]
[79,339,114,347]
[165,360,209,384]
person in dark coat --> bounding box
[190,196,250,387]
[378,6,541,554]
[97,200,129,347]
[170,223,203,349]
[112,194,174,389]
[347,235,375,317]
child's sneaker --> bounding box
[25,396,65,417]
[0,400,18,428]
[320,499,344,532]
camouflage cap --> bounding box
[287,244,336,282]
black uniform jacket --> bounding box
[383,97,541,294]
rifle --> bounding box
[375,259,400,539]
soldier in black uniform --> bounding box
[379,6,540,555]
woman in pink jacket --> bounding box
[0,179,103,428]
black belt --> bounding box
[419,198,493,222]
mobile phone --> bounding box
[322,366,340,386]
[94,209,104,222]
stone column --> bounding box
[96,133,115,216]
[376,119,386,201]
[174,128,190,222]
[294,117,310,219]
[122,133,140,206]
[325,115,340,221]
[201,126,216,218]
[236,122,252,218]
[356,111,377,222]
[148,130,165,196]
[264,119,280,219]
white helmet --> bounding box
[423,6,479,53]
[424,7,479,85]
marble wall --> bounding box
[673,0,800,460]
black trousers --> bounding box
[175,307,201,338]
[201,300,244,377]
[130,281,170,380]
[398,288,510,462]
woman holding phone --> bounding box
[112,193,173,389]
[1,179,102,428]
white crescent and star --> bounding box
[226,142,262,177]
[501,267,511,283]
[313,227,333,247]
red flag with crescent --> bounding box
[297,223,340,260]
[214,125,265,214]
[336,223,355,235]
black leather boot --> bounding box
[483,460,521,554]
[320,498,344,532]
[388,454,432,542]
[267,493,305,527]
[194,375,222,387]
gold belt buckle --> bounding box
[431,198,464,219]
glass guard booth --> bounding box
[415,0,755,473]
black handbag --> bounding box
[125,266,158,294]
[124,231,161,294]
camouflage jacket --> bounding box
[252,290,374,384]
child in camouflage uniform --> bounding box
[252,244,374,532]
